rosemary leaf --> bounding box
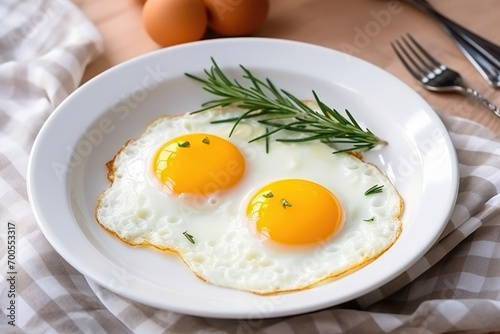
[183,231,195,244]
[364,184,384,196]
[263,191,274,198]
[265,128,270,153]
[281,198,292,209]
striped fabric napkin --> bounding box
[2,1,500,333]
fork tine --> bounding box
[391,40,426,79]
[400,35,436,75]
[405,34,443,70]
[391,41,417,79]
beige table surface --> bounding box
[74,0,500,134]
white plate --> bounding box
[27,38,458,319]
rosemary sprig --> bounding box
[185,58,386,153]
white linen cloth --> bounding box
[2,1,500,333]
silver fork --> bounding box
[391,34,500,119]
[402,0,500,87]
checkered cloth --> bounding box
[2,1,500,333]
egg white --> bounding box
[96,106,403,294]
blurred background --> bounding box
[72,0,500,133]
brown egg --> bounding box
[142,0,208,47]
[203,0,269,36]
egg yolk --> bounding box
[247,179,343,246]
[153,133,245,195]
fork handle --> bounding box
[465,88,500,118]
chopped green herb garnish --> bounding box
[281,198,292,209]
[178,141,191,148]
[364,184,384,196]
[183,231,195,244]
[202,137,210,145]
[263,191,274,198]
[363,217,375,222]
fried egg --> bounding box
[95,106,403,294]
